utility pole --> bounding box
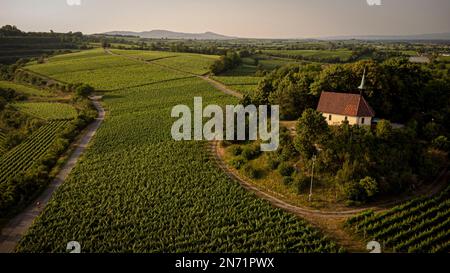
[309,155,316,202]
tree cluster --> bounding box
[209,51,242,75]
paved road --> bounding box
[0,98,105,253]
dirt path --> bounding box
[0,98,105,253]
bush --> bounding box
[344,181,364,202]
[432,136,449,151]
[278,162,295,177]
[229,145,243,156]
[283,176,294,185]
[344,177,378,202]
[279,143,297,161]
[295,174,311,194]
[243,164,259,179]
[75,84,94,97]
[359,176,378,198]
[241,145,261,160]
[267,156,280,170]
[230,156,247,170]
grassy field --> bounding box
[13,102,77,120]
[16,49,340,253]
[0,81,52,97]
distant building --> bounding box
[409,56,430,64]
[317,92,375,126]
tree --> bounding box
[75,84,94,97]
[375,119,392,139]
[294,109,329,159]
[0,25,23,36]
[101,40,110,49]
[359,176,378,198]
[209,51,242,75]
[432,136,449,151]
[0,97,6,111]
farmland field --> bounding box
[346,185,450,253]
[0,81,52,97]
[212,76,262,94]
[0,131,6,154]
[16,50,340,253]
[111,49,219,75]
[263,49,353,62]
[60,64,190,91]
[0,120,69,184]
[13,102,77,120]
[109,49,177,61]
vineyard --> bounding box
[0,81,52,97]
[0,131,6,154]
[16,50,340,253]
[110,49,219,75]
[212,76,262,94]
[346,185,450,253]
[13,102,77,120]
[262,49,354,62]
[0,120,69,184]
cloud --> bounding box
[366,0,382,6]
[67,0,82,6]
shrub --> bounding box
[432,136,449,151]
[278,162,295,177]
[229,145,243,156]
[243,164,259,179]
[295,174,311,194]
[230,156,247,170]
[283,176,294,185]
[344,181,364,201]
[267,157,280,170]
[279,143,297,161]
[75,84,94,97]
[359,176,378,198]
[241,145,261,160]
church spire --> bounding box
[358,68,366,94]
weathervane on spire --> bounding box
[358,68,366,94]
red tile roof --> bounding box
[317,91,375,117]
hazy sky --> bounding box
[1,0,449,38]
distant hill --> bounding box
[103,30,237,40]
[320,33,450,41]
